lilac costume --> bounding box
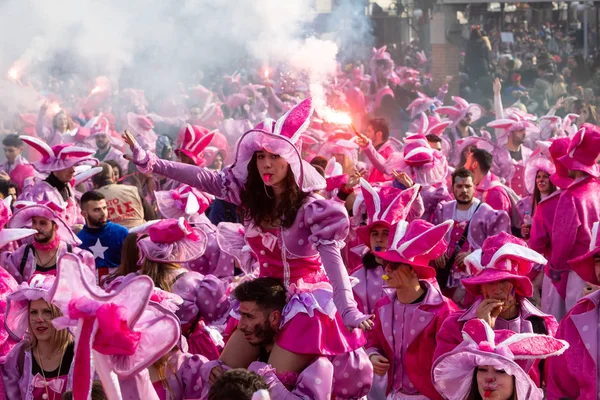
[0,155,28,175]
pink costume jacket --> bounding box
[434,296,558,386]
[475,172,513,217]
[0,155,28,175]
[2,341,74,400]
[550,176,600,278]
[433,200,510,284]
[95,146,128,174]
[420,184,452,223]
[0,242,95,284]
[351,265,385,315]
[366,281,458,399]
[546,290,600,400]
[362,140,398,183]
[528,190,561,258]
[19,181,83,226]
[132,148,367,354]
[508,146,533,198]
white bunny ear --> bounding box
[487,119,517,130]
[184,192,200,216]
[462,319,496,345]
[359,178,381,222]
[3,195,12,209]
[451,96,470,109]
[417,112,429,134]
[251,389,271,400]
[20,135,55,160]
[464,249,484,276]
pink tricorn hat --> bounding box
[229,97,326,192]
[355,179,421,248]
[568,221,600,286]
[5,275,55,340]
[432,319,568,400]
[8,201,81,245]
[373,219,453,279]
[462,232,546,297]
[132,217,208,264]
[436,96,484,128]
[20,135,96,173]
[0,199,37,249]
[174,125,215,166]
[557,123,600,177]
[154,186,213,220]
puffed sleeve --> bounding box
[330,348,373,399]
[131,143,242,205]
[305,199,370,328]
[172,272,231,326]
[2,341,26,400]
[176,352,210,399]
[249,359,334,400]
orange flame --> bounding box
[322,108,352,125]
[264,69,270,79]
[7,66,21,81]
[90,86,102,95]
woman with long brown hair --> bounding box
[122,98,372,384]
[3,276,74,400]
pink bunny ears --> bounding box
[461,319,568,360]
[20,135,96,173]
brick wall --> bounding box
[431,43,460,97]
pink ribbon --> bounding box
[32,374,65,393]
[478,341,515,359]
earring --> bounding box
[264,183,274,199]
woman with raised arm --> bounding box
[122,98,372,383]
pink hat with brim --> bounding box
[436,96,483,128]
[0,198,38,248]
[355,180,421,247]
[229,98,326,193]
[568,221,600,285]
[132,217,208,264]
[5,275,56,340]
[462,232,546,297]
[20,136,97,173]
[557,123,600,177]
[8,202,81,245]
[155,186,213,220]
[374,219,453,280]
[174,126,215,167]
[523,154,555,195]
[48,253,180,399]
[432,319,568,400]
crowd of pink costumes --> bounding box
[0,46,599,400]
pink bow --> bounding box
[32,374,65,393]
[478,341,515,360]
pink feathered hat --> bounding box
[436,96,484,128]
[8,201,81,245]
[432,319,568,400]
[406,93,437,119]
[387,136,449,186]
[155,186,213,220]
[174,125,215,166]
[451,134,513,180]
[373,219,453,279]
[557,123,600,177]
[462,232,546,297]
[5,275,56,340]
[20,135,96,173]
[132,217,208,264]
[407,112,451,138]
[356,179,421,248]
[48,253,181,400]
[569,221,600,285]
[523,153,556,195]
[487,117,541,146]
[0,198,37,248]
[229,98,326,192]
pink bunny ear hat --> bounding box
[432,319,569,400]
[154,186,213,220]
[20,135,97,173]
[229,98,325,192]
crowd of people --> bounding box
[0,28,599,400]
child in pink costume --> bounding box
[123,98,371,378]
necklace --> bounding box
[36,345,65,400]
[35,248,59,268]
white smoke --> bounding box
[0,0,372,114]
